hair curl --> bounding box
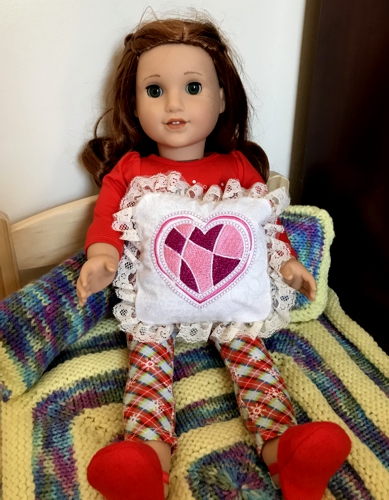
[82,15,269,186]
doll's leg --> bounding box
[123,334,176,452]
[87,335,175,500]
[212,335,296,453]
[213,335,351,500]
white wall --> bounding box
[0,0,306,222]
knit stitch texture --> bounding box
[0,251,116,402]
[283,205,334,322]
[1,289,388,499]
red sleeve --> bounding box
[232,150,297,259]
[231,150,265,186]
[85,152,141,257]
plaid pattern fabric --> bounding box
[214,335,297,451]
[123,334,296,455]
[123,335,177,450]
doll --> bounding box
[76,15,351,500]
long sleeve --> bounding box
[85,152,141,257]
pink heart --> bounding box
[153,214,254,306]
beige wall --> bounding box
[0,0,307,222]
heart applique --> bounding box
[153,213,255,306]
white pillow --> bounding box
[133,192,272,325]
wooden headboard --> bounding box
[0,196,97,300]
[0,172,289,300]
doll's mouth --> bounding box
[165,119,187,130]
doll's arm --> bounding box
[76,243,120,306]
[77,153,142,305]
[280,257,316,301]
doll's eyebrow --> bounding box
[143,71,202,81]
[143,74,161,81]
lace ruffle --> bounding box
[112,171,295,344]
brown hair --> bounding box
[82,15,269,186]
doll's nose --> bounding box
[165,90,184,113]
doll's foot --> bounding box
[87,441,169,500]
[267,422,351,500]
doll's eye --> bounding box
[146,85,163,98]
[186,82,202,95]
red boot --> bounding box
[87,441,169,500]
[268,422,351,500]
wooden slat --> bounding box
[11,196,97,271]
[0,212,21,300]
[268,171,290,193]
[19,265,58,289]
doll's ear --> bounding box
[219,87,225,113]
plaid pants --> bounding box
[123,334,296,454]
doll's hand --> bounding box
[280,258,317,301]
[76,256,118,306]
[76,244,119,306]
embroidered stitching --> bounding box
[151,211,257,308]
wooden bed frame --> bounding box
[0,172,288,301]
[0,196,97,300]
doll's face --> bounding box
[135,43,225,161]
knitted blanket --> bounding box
[1,206,388,499]
[1,289,388,499]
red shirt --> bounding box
[86,150,296,258]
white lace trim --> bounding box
[112,171,295,344]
